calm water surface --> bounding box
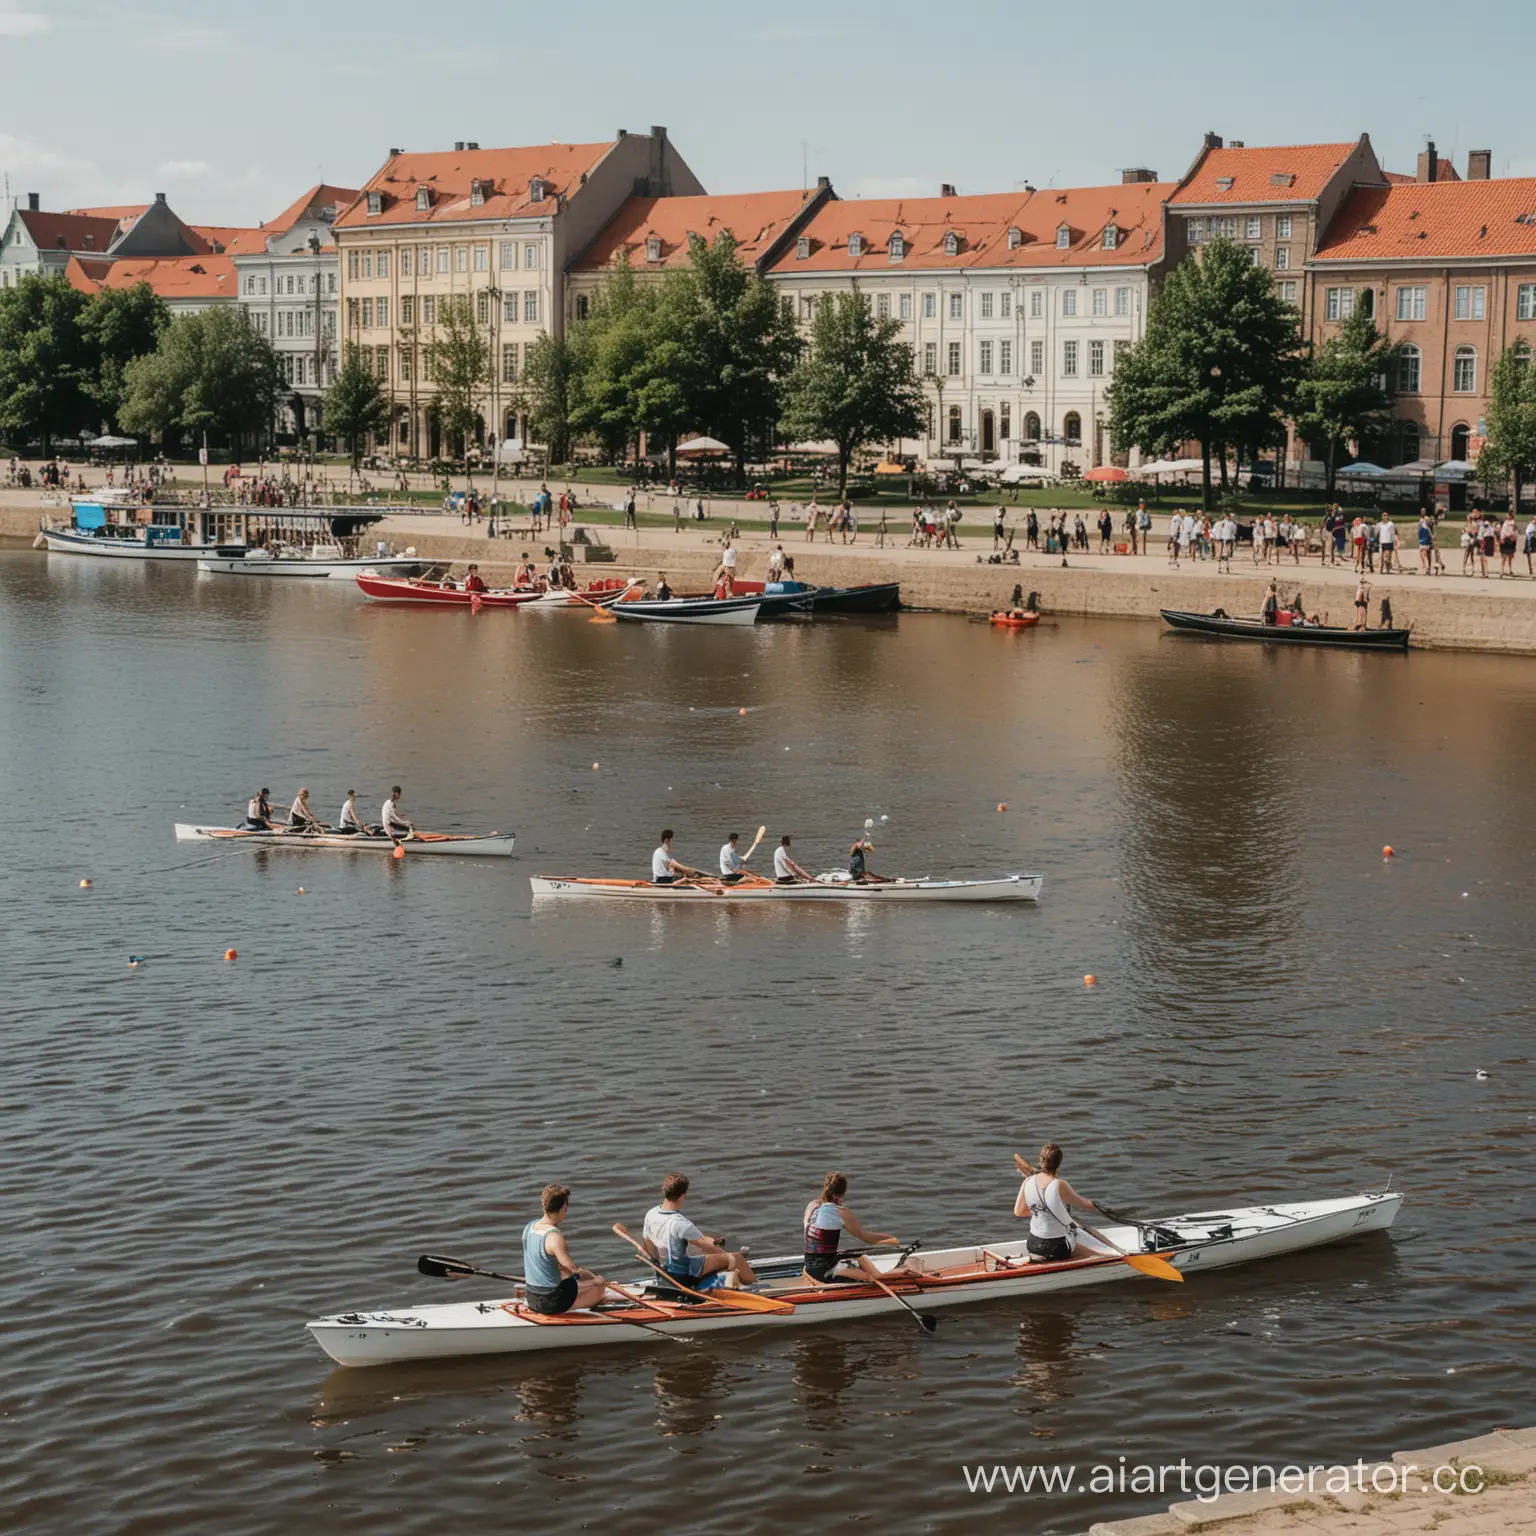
[1,552,1532,1534]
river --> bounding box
[2,552,1531,1533]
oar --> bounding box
[610,1224,794,1314]
[742,824,767,862]
[416,1254,692,1345]
[859,1262,937,1335]
[1010,1156,1183,1283]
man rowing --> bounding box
[803,1172,916,1285]
[381,786,414,840]
[337,789,367,836]
[1013,1143,1108,1262]
[773,834,813,884]
[288,787,322,831]
[642,1171,756,1291]
[651,829,702,885]
[522,1183,608,1315]
[244,788,274,830]
[848,834,887,884]
[463,563,488,594]
[718,831,755,884]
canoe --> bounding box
[197,552,425,580]
[611,596,762,626]
[530,872,1042,902]
[524,578,641,608]
[306,1190,1402,1365]
[355,573,542,607]
[705,581,901,617]
[174,824,515,857]
[1160,609,1411,651]
[990,611,1040,629]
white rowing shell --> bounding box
[175,824,515,857]
[529,873,1043,902]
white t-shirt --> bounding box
[1379,521,1396,546]
[247,797,263,820]
[643,1206,703,1273]
[340,799,363,829]
[721,546,737,570]
[652,845,675,881]
[720,842,744,875]
[767,550,784,577]
[382,797,404,828]
[773,844,795,879]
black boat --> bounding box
[1160,609,1410,651]
[805,581,902,614]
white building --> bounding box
[765,176,1172,472]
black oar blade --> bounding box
[919,1314,938,1335]
[418,1253,476,1280]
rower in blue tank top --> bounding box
[520,1184,608,1315]
[802,1171,917,1284]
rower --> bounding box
[244,788,274,830]
[463,563,488,594]
[1013,1143,1106,1263]
[337,789,367,836]
[521,1183,608,1315]
[382,785,414,840]
[654,571,673,602]
[773,835,812,884]
[514,554,537,589]
[848,834,886,884]
[718,831,752,884]
[288,787,321,831]
[642,1171,756,1291]
[651,829,700,885]
[802,1171,915,1285]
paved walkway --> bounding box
[1087,1427,1536,1535]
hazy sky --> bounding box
[5,0,1536,226]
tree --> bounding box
[119,305,282,450]
[0,273,93,451]
[1292,309,1400,494]
[1478,343,1536,508]
[78,282,170,432]
[427,294,489,486]
[1108,239,1302,507]
[779,292,924,496]
[323,344,390,472]
[520,331,576,463]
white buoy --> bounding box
[1476,1069,1489,1080]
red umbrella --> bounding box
[1083,466,1129,483]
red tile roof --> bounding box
[99,253,238,300]
[765,182,1170,274]
[65,203,150,221]
[16,209,123,255]
[189,225,267,256]
[336,142,616,230]
[1170,142,1360,205]
[265,183,362,237]
[1314,179,1536,262]
[62,255,112,293]
[575,189,817,271]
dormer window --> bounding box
[530,178,546,203]
[943,231,959,256]
[367,191,383,216]
[646,235,663,262]
[796,236,810,260]
[470,179,487,207]
[1007,226,1023,250]
[1056,224,1072,249]
[1101,224,1119,250]
[414,186,432,212]
[848,232,863,257]
[888,233,904,263]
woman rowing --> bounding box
[1013,1143,1107,1262]
[522,1183,608,1315]
[803,1172,916,1285]
[848,834,887,884]
[287,787,322,831]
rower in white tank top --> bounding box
[1013,1143,1104,1263]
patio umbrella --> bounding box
[873,462,908,476]
[999,463,1052,483]
[91,434,139,449]
[1083,466,1128,483]
[676,436,730,458]
[1337,462,1387,476]
[1136,459,1178,476]
[1435,459,1478,478]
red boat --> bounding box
[355,572,542,606]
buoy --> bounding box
[1083,974,1097,987]
[1476,1069,1489,1081]
[79,878,92,889]
[392,845,406,860]
[1382,845,1394,858]
[880,814,889,822]
[997,802,1008,813]
[224,948,238,962]
[128,955,143,968]
[297,887,305,895]
[592,762,600,770]
[864,818,875,830]
[738,707,748,717]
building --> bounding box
[764,175,1173,470]
[334,127,703,458]
[234,185,360,438]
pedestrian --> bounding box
[1499,512,1518,577]
[1026,509,1039,551]
[768,498,780,539]
[1378,511,1397,574]
[1479,515,1495,578]
[1417,511,1434,573]
[1124,506,1138,555]
[1353,575,1371,630]
[993,506,1006,551]
[1525,512,1536,577]
[1167,508,1181,566]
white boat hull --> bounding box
[175,824,514,857]
[612,598,761,626]
[196,555,423,580]
[529,873,1043,902]
[307,1192,1402,1366]
[42,527,238,561]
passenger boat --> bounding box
[198,546,424,580]
[1160,609,1411,651]
[530,872,1042,901]
[611,595,762,626]
[307,1190,1402,1365]
[355,572,543,607]
[175,824,515,857]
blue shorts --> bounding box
[666,1267,730,1292]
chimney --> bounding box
[389,147,401,157]
[1417,141,1439,183]
[617,128,627,138]
[1467,148,1491,181]
[155,191,167,204]
[816,175,830,190]
[1121,167,1157,183]
[454,141,465,152]
[467,141,479,151]
[1203,132,1223,150]
[27,191,40,211]
[651,126,667,140]
[940,182,956,197]
[1229,140,1244,149]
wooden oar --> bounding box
[858,1265,937,1335]
[610,1224,794,1314]
[1011,1156,1182,1283]
[416,1253,691,1344]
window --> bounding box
[800,295,815,321]
[979,340,993,373]
[1187,217,1206,244]
[361,298,373,328]
[453,246,467,273]
[1113,339,1129,367]
[503,294,517,323]
[502,343,518,382]
[376,297,388,328]
[1211,216,1238,239]
[473,245,488,272]
[943,231,959,256]
[1056,224,1071,249]
[1030,339,1044,375]
[367,191,382,215]
[645,235,663,262]
[1277,280,1298,304]
[1091,288,1106,316]
[437,247,450,273]
[1275,247,1290,271]
[1062,289,1077,317]
[899,292,912,320]
[1000,403,1010,439]
[327,273,336,295]
[575,294,590,321]
[524,244,538,268]
[375,346,388,380]
[378,252,389,279]
[347,250,359,279]
[1277,214,1292,240]
[947,341,961,376]
[1249,247,1262,266]
[470,180,485,207]
[876,292,890,318]
[1063,411,1081,443]
[923,341,937,374]
[1325,287,1356,322]
[401,295,414,324]
[889,234,904,263]
[244,275,255,295]
[476,291,489,324]
[1030,289,1043,318]
[975,292,991,320]
[1007,226,1022,249]
[1245,215,1261,240]
[362,252,372,280]
[524,291,538,324]
[415,187,431,212]
[948,293,963,320]
[422,295,435,324]
[323,312,334,337]
[1396,285,1426,321]
[1088,339,1105,376]
[1359,288,1375,318]
[1000,292,1011,319]
[400,348,412,381]
[1102,225,1118,249]
[419,245,431,276]
[500,241,516,270]
[1454,285,1486,321]
[1519,284,1536,321]
[848,232,862,257]
[1063,340,1078,376]
[922,292,936,318]
[999,339,1012,375]
[796,236,810,260]
[400,249,412,279]
[1114,286,1130,316]
[1396,342,1421,393]
[1453,345,1477,393]
[947,405,962,443]
[255,312,267,334]
[1024,410,1041,440]
[259,277,268,294]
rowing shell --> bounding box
[529,872,1042,902]
[307,1191,1402,1365]
[175,824,515,857]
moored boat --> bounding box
[524,577,643,608]
[530,872,1042,901]
[175,824,515,857]
[198,547,424,580]
[307,1190,1402,1365]
[1160,609,1411,651]
[611,595,762,626]
[355,572,542,607]
[990,611,1040,629]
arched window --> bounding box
[1399,420,1419,464]
[1063,411,1082,444]
[1453,345,1477,393]
[1023,411,1041,442]
[1000,402,1011,440]
[947,405,963,444]
[1396,342,1421,394]
[1450,423,1470,460]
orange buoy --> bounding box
[79,878,92,889]
[224,948,238,962]
[1083,974,1097,987]
[738,707,748,717]
[1382,845,1394,858]
[297,887,305,895]
[997,802,1008,813]
[392,844,406,860]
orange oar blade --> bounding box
[1123,1252,1183,1283]
[707,1288,796,1315]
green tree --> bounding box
[779,292,924,496]
[0,273,93,451]
[427,294,489,486]
[520,331,576,463]
[78,282,170,432]
[1478,343,1536,507]
[323,344,391,473]
[1108,239,1302,507]
[1292,309,1400,494]
[119,305,281,450]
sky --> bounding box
[5,0,1536,226]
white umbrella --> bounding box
[1391,459,1438,478]
[91,434,139,449]
[1337,462,1387,476]
[999,463,1052,483]
[1435,459,1478,478]
[1136,459,1179,476]
[676,436,730,457]
[782,440,839,456]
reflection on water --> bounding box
[1011,1309,1082,1412]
